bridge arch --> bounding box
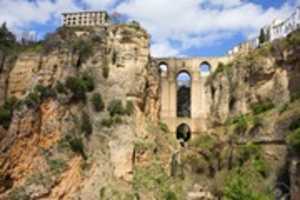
[199,61,212,76]
[176,70,191,118]
[176,123,191,142]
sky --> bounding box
[0,0,299,58]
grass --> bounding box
[250,99,274,115]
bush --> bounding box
[66,135,86,159]
[223,169,271,200]
[234,115,248,134]
[164,191,178,200]
[101,116,123,128]
[24,92,40,108]
[250,100,274,115]
[0,107,12,129]
[65,76,87,102]
[47,159,67,175]
[125,100,134,115]
[65,73,95,102]
[0,97,18,129]
[81,112,93,137]
[237,143,262,164]
[34,84,56,100]
[287,129,300,153]
[73,40,93,65]
[107,99,125,116]
[192,135,217,150]
[159,122,169,133]
[91,93,105,112]
[55,81,67,94]
[81,72,95,92]
[101,117,114,128]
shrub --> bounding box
[159,122,169,133]
[107,99,125,116]
[47,159,67,175]
[0,107,12,129]
[34,84,56,100]
[73,40,93,64]
[81,72,95,92]
[223,169,268,200]
[101,116,123,128]
[0,97,18,129]
[101,117,114,128]
[125,100,134,115]
[24,92,40,108]
[164,191,178,200]
[234,115,248,134]
[55,81,67,94]
[237,143,262,164]
[287,129,300,153]
[80,112,93,137]
[65,76,87,102]
[192,135,217,149]
[252,158,269,177]
[91,93,105,112]
[66,135,86,159]
[250,99,274,115]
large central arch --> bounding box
[176,71,191,118]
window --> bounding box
[199,62,211,76]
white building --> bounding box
[62,11,111,27]
[266,7,300,41]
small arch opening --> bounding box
[176,71,191,118]
[199,62,211,76]
[176,123,191,142]
[159,62,168,74]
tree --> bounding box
[259,29,266,44]
[0,22,16,52]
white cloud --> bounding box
[0,0,80,33]
[151,41,181,57]
[81,0,119,10]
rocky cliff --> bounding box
[0,22,300,200]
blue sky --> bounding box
[0,0,299,57]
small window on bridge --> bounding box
[159,62,168,74]
[199,62,211,76]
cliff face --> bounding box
[0,24,153,199]
[0,23,300,200]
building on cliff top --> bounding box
[62,11,111,27]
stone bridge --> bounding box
[154,56,231,139]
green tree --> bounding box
[0,22,16,52]
[259,29,266,44]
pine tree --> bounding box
[259,28,266,44]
